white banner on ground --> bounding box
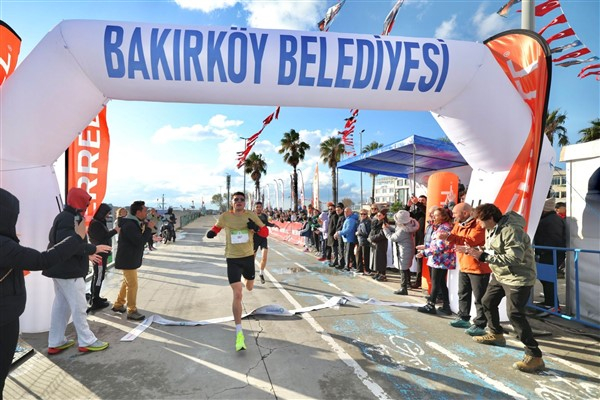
[121,295,420,341]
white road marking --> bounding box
[261,268,393,400]
[426,341,527,400]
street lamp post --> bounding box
[359,129,364,207]
[240,136,249,206]
[277,178,285,210]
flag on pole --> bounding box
[382,0,405,35]
[67,106,110,217]
[538,13,567,35]
[496,0,522,17]
[317,0,346,32]
[313,164,320,209]
[236,106,280,168]
[535,0,561,17]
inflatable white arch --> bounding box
[0,20,554,332]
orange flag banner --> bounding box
[0,20,21,85]
[67,106,110,218]
[484,30,552,229]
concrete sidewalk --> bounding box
[5,216,600,399]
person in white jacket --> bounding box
[383,210,419,295]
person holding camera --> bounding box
[206,192,268,352]
[111,201,159,321]
[44,188,112,354]
[0,188,90,396]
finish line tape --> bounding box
[121,295,420,341]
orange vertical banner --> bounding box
[0,20,21,85]
[484,30,552,229]
[67,106,110,218]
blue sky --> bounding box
[2,0,598,210]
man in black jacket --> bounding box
[44,188,111,354]
[87,203,120,311]
[111,200,157,321]
[0,188,88,396]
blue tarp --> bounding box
[337,135,468,178]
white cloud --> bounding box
[174,0,239,13]
[242,1,324,30]
[150,114,243,144]
[471,4,513,40]
[434,14,458,39]
[174,0,325,30]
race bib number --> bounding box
[231,229,249,244]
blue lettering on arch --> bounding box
[228,31,247,84]
[299,35,317,86]
[335,38,354,88]
[316,36,333,87]
[353,39,374,89]
[150,28,173,80]
[419,42,439,92]
[183,30,203,81]
[104,25,125,78]
[399,41,419,91]
[128,27,150,79]
[278,35,297,85]
[207,30,227,82]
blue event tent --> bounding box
[337,135,468,178]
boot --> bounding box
[394,270,410,295]
[90,286,109,310]
[411,272,422,288]
[513,355,545,373]
[473,332,506,347]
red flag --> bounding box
[0,20,21,85]
[236,106,280,168]
[67,106,110,218]
[382,0,405,36]
[579,70,600,80]
[538,13,567,36]
[484,30,552,228]
[497,0,522,17]
[578,63,600,76]
[317,0,346,32]
[275,106,280,119]
[553,47,590,63]
[535,0,561,17]
[545,28,575,45]
[263,112,274,125]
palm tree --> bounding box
[544,109,569,146]
[362,141,384,203]
[578,118,600,143]
[279,129,310,211]
[319,136,345,204]
[244,152,267,205]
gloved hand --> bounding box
[247,218,260,231]
[206,230,216,239]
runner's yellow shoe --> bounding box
[235,332,246,351]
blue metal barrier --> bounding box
[530,245,600,330]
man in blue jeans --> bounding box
[464,203,544,373]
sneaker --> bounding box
[417,303,437,314]
[303,248,310,252]
[127,311,146,321]
[89,300,110,311]
[235,332,246,351]
[450,318,471,328]
[335,265,345,270]
[78,340,109,353]
[112,305,126,313]
[48,339,75,355]
[465,325,487,336]
[394,288,408,295]
[260,274,265,284]
[376,275,388,282]
[513,355,545,373]
[437,307,452,316]
[473,332,506,347]
[317,257,327,262]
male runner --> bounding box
[206,192,268,351]
[253,201,275,284]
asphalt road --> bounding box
[6,216,599,400]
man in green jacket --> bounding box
[463,203,544,373]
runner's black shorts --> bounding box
[253,235,268,251]
[226,255,255,284]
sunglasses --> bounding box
[233,198,245,202]
[360,213,367,215]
